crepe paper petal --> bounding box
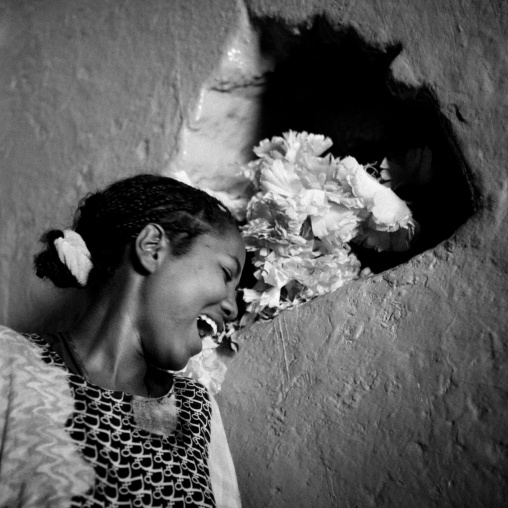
[245,193,307,237]
[263,262,292,288]
[310,203,361,241]
[262,254,310,288]
[242,288,263,304]
[180,349,228,395]
[260,286,282,308]
[297,189,329,216]
[370,187,412,229]
[260,159,304,196]
[324,182,363,209]
[379,157,393,183]
[348,164,382,205]
[300,259,360,297]
[253,136,286,159]
[243,159,264,189]
[201,335,220,350]
[54,230,93,286]
[302,134,333,157]
[244,285,281,309]
[283,131,333,158]
[335,156,365,185]
[296,153,335,188]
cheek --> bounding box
[150,288,201,330]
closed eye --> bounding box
[222,267,233,283]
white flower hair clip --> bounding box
[54,230,93,286]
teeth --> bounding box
[197,314,218,337]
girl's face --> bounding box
[138,229,246,371]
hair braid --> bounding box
[34,174,238,287]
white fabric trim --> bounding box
[209,394,242,508]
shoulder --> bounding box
[0,325,65,386]
[0,325,73,425]
[0,324,26,343]
[173,375,213,423]
[173,374,211,398]
[0,325,34,356]
[0,328,94,505]
[0,325,47,360]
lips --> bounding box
[197,314,220,338]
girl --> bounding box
[0,174,245,507]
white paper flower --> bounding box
[54,230,93,286]
[177,336,226,395]
[260,159,304,196]
[310,203,360,242]
[283,131,333,159]
[244,285,281,310]
[370,188,413,230]
[240,131,419,319]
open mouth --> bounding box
[197,314,219,339]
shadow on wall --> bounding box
[250,15,477,274]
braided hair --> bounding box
[34,174,238,288]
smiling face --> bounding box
[138,228,246,371]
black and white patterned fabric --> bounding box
[31,333,217,507]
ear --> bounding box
[134,224,169,274]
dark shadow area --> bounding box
[252,15,477,273]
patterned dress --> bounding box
[0,326,240,508]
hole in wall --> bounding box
[247,15,476,275]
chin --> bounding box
[170,361,188,372]
[187,336,203,359]
[169,350,200,372]
[149,353,185,373]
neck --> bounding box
[67,268,168,397]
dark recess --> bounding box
[251,15,476,274]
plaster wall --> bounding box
[220,1,508,506]
[0,1,507,507]
[0,0,241,330]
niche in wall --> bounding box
[249,16,476,274]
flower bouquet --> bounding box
[240,131,418,323]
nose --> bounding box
[221,288,239,321]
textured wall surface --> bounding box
[0,0,240,330]
[0,0,507,507]
[219,1,508,507]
